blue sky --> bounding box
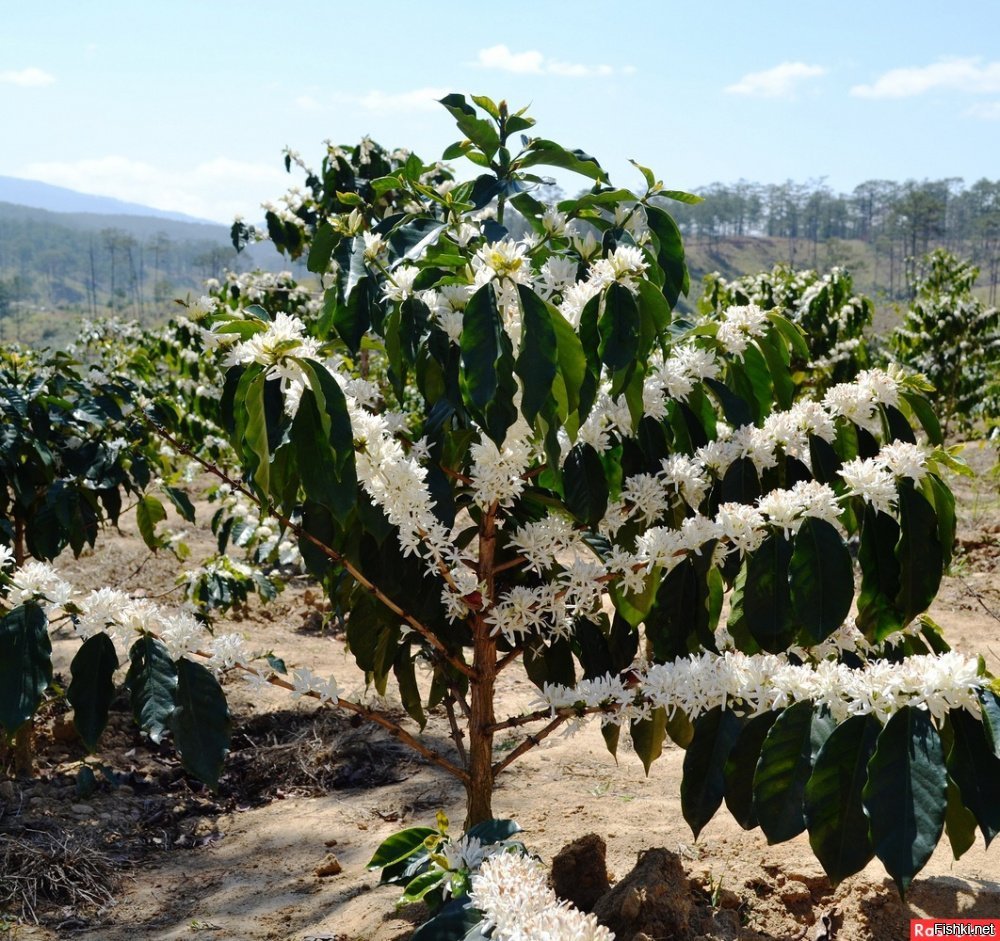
[2,1,998,223]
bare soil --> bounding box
[3,445,999,941]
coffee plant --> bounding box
[891,249,1000,438]
[196,93,999,902]
[700,263,873,392]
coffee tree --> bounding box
[700,263,873,392]
[891,249,1000,438]
[200,94,1000,900]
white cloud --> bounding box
[354,86,450,113]
[966,100,1000,120]
[474,44,622,78]
[21,155,288,223]
[851,57,1000,99]
[725,62,826,98]
[0,67,55,87]
[295,94,322,112]
[325,86,449,114]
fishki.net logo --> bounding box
[911,920,1000,938]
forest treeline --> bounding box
[668,177,1000,303]
[2,175,998,344]
[0,203,288,341]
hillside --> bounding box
[0,201,299,346]
[0,175,216,224]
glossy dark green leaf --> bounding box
[598,283,640,370]
[438,94,500,158]
[367,826,438,869]
[410,897,485,941]
[297,359,358,523]
[515,285,558,426]
[947,708,1000,847]
[723,710,780,830]
[978,687,1000,759]
[125,635,177,744]
[517,139,607,182]
[400,869,447,904]
[136,494,167,550]
[754,702,835,844]
[333,277,373,354]
[170,658,231,789]
[944,774,978,860]
[461,282,517,445]
[464,818,522,844]
[742,534,795,653]
[394,647,426,730]
[67,633,118,751]
[0,604,52,734]
[901,391,943,446]
[631,706,668,775]
[863,706,947,896]
[803,714,881,884]
[856,506,904,641]
[681,707,744,838]
[563,442,608,528]
[895,482,942,624]
[790,518,854,646]
[644,205,688,308]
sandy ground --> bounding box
[3,444,999,941]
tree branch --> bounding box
[444,696,468,766]
[492,714,569,776]
[146,420,477,680]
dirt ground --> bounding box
[2,443,998,941]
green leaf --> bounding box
[518,139,608,182]
[803,714,881,884]
[136,494,167,550]
[645,205,688,308]
[895,482,942,624]
[856,506,904,641]
[901,391,943,446]
[297,359,358,523]
[394,647,426,730]
[598,283,641,370]
[515,285,558,426]
[742,534,796,653]
[125,635,177,744]
[367,827,438,869]
[240,370,272,500]
[723,711,780,830]
[977,687,1000,759]
[944,774,978,861]
[170,658,231,789]
[681,707,744,838]
[0,604,52,734]
[410,898,485,941]
[631,706,668,775]
[461,282,517,445]
[754,702,835,844]
[863,706,947,896]
[947,708,1000,847]
[401,869,446,904]
[438,93,500,158]
[789,518,854,646]
[563,443,608,528]
[67,633,118,751]
[464,819,522,844]
[659,189,703,205]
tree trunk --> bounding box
[465,506,499,827]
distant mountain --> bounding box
[0,175,217,225]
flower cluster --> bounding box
[538,649,985,726]
[469,852,614,941]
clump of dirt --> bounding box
[551,833,612,913]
